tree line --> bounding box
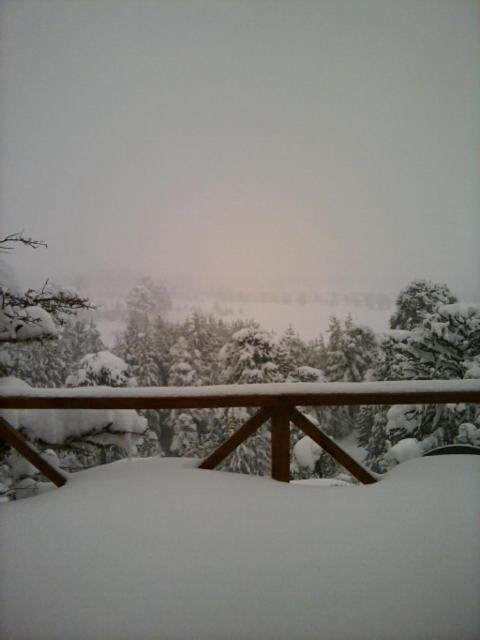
[1,273,479,500]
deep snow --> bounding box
[1,456,479,640]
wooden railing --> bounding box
[1,380,479,489]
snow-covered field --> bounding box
[96,298,392,347]
[1,455,479,640]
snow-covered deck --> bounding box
[1,456,479,639]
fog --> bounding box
[1,0,479,299]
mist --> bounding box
[1,0,479,300]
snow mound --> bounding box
[0,376,147,443]
[1,456,479,640]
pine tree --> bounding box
[0,316,105,388]
[167,336,206,458]
[277,325,309,380]
[365,298,480,470]
[212,324,284,476]
[321,316,377,439]
[324,315,376,382]
[390,279,457,331]
[66,351,132,387]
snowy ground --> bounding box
[1,456,479,640]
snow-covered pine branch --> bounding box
[0,234,93,343]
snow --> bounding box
[293,433,322,470]
[0,456,479,639]
[457,423,480,446]
[15,408,147,444]
[438,302,480,318]
[387,437,423,464]
[297,365,325,381]
[167,296,392,342]
[0,377,147,443]
[94,319,124,348]
[376,329,411,343]
[386,404,421,435]
[0,304,57,342]
[464,357,480,379]
[66,350,131,387]
[1,378,479,403]
[294,431,367,472]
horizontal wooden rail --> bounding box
[0,380,479,410]
[1,380,479,489]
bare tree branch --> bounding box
[0,232,94,342]
[0,232,48,253]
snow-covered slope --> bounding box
[1,456,479,640]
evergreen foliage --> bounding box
[389,279,457,331]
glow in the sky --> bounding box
[1,0,479,297]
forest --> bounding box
[1,269,479,501]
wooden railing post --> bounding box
[271,406,290,482]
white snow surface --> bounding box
[1,378,479,401]
[66,350,131,387]
[0,456,479,640]
[293,433,321,470]
[13,407,147,444]
[0,377,147,443]
[438,302,480,318]
[294,431,368,471]
[387,437,424,464]
[0,304,57,342]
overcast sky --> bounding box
[1,0,479,295]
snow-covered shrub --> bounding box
[390,279,457,331]
[456,423,480,447]
[66,351,133,387]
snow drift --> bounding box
[0,455,479,640]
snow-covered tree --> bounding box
[66,351,133,387]
[126,277,171,319]
[374,330,411,381]
[389,279,457,331]
[167,335,212,458]
[404,303,480,380]
[168,336,201,387]
[277,325,309,380]
[364,298,480,470]
[324,315,377,383]
[320,316,377,439]
[220,325,283,385]
[0,233,92,343]
[181,312,227,385]
[209,324,283,476]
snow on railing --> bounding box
[1,380,479,488]
[1,379,479,409]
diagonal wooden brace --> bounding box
[199,407,273,470]
[287,406,377,485]
[0,416,67,488]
